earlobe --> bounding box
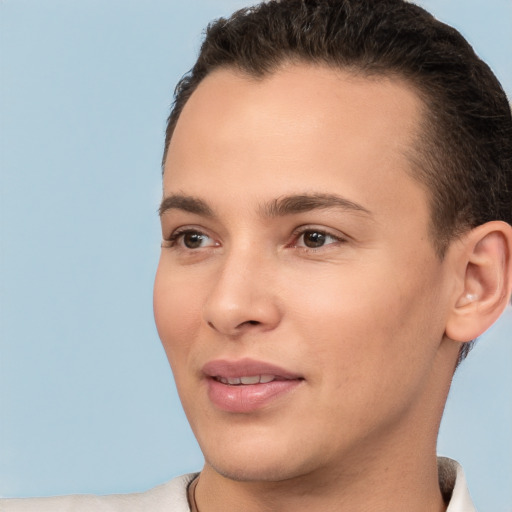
[445,221,512,343]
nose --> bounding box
[203,252,282,337]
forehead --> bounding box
[164,64,428,227]
[170,64,423,142]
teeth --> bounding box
[216,375,276,385]
[240,375,260,385]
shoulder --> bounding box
[0,473,198,512]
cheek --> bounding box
[153,260,204,365]
[283,267,444,441]
[284,256,444,382]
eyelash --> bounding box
[162,226,347,251]
[163,227,216,249]
[289,226,347,251]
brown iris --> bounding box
[183,232,206,249]
[303,231,327,248]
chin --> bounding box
[200,435,326,484]
[207,456,307,483]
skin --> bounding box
[154,64,466,512]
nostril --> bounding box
[206,319,260,332]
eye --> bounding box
[294,229,343,249]
[181,231,210,249]
[165,229,217,249]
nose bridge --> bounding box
[203,241,280,335]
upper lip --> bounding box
[202,358,303,380]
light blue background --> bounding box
[1,1,511,510]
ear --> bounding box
[445,221,512,343]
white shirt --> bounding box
[0,458,476,511]
[439,457,477,512]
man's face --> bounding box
[154,65,454,482]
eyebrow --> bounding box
[159,194,214,217]
[158,192,372,218]
[262,193,372,218]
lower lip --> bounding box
[206,378,302,413]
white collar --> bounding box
[438,457,477,511]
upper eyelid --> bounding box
[161,227,208,247]
[164,225,211,239]
[291,225,348,241]
[162,228,219,252]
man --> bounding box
[3,0,511,510]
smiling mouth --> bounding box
[202,358,302,381]
[203,358,304,411]
[207,373,303,413]
[214,375,290,385]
